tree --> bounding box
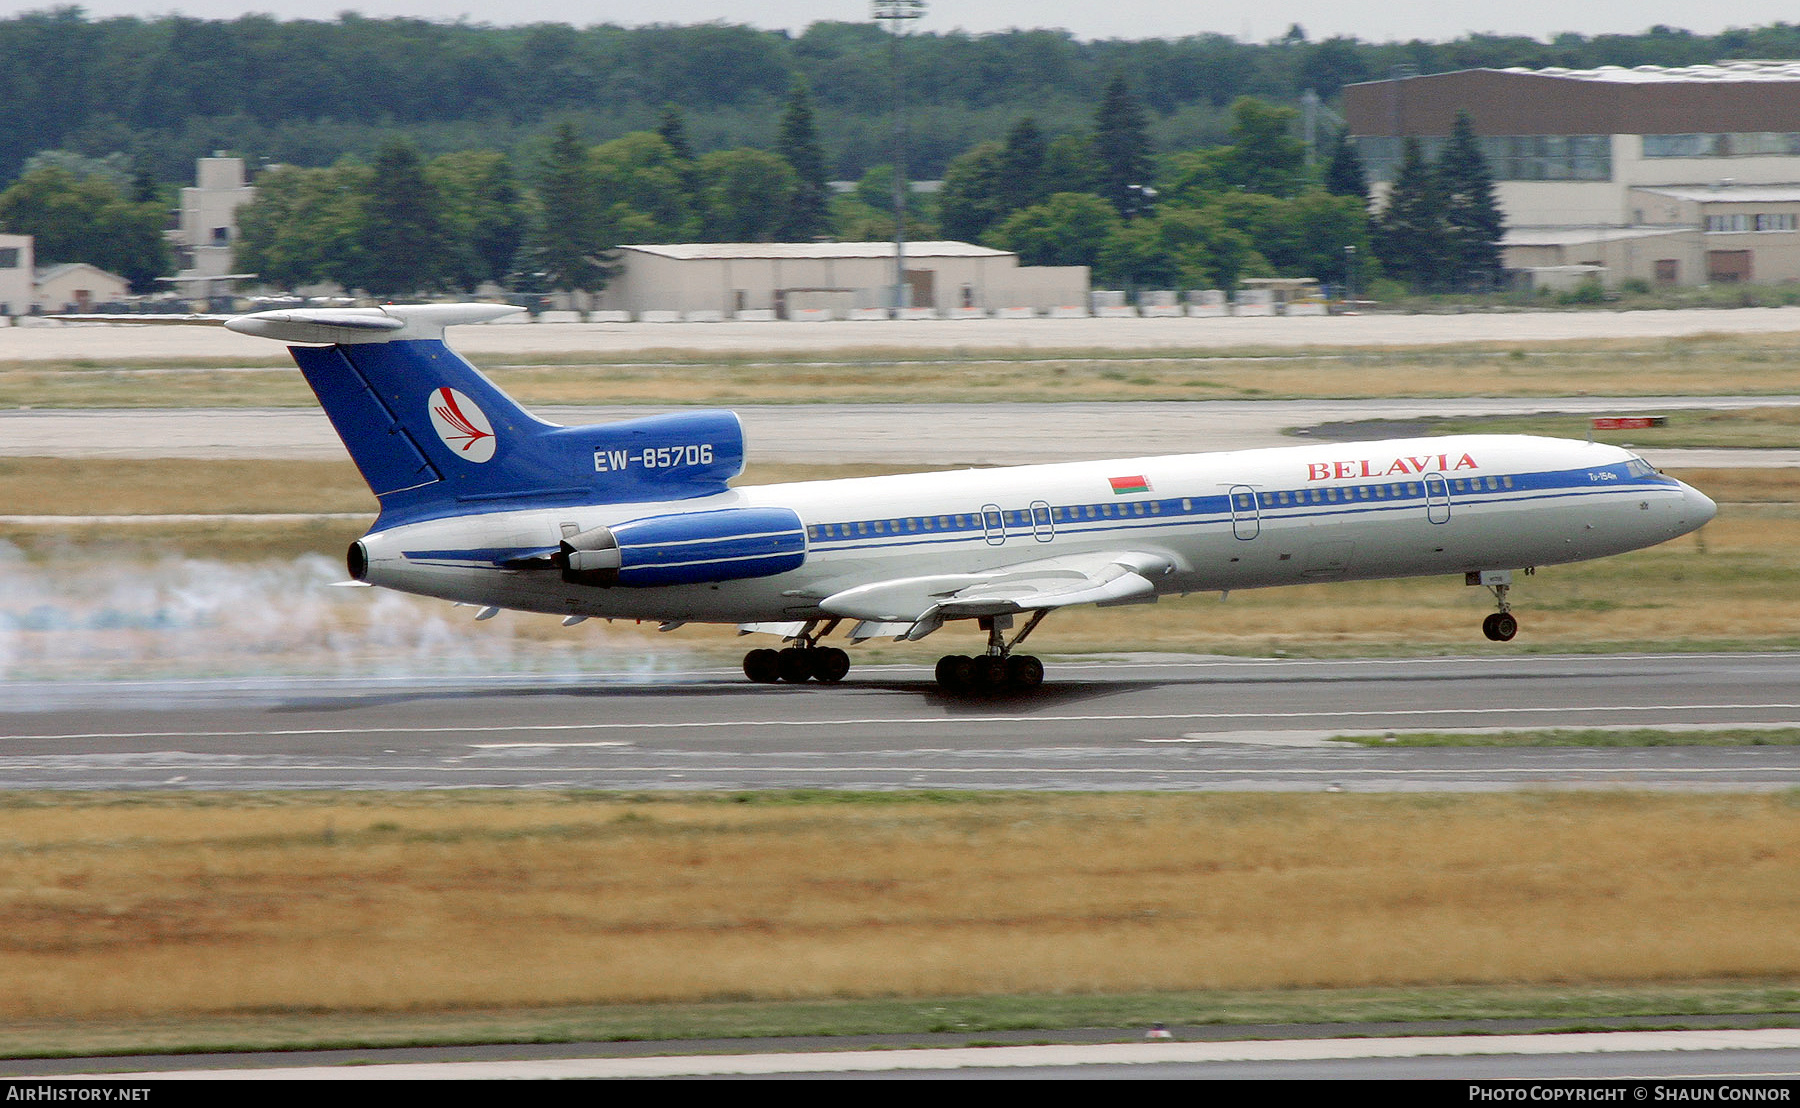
[524,122,613,297]
[998,117,1049,212]
[776,83,830,241]
[355,136,455,298]
[590,131,694,242]
[985,192,1120,268]
[0,164,171,291]
[1094,205,1265,291]
[1042,133,1099,196]
[428,150,525,290]
[935,141,1008,242]
[1323,129,1369,202]
[1219,97,1306,198]
[1373,136,1453,290]
[655,106,694,162]
[1436,110,1505,288]
[695,148,797,242]
[1093,73,1154,219]
[234,163,370,290]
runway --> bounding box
[4,653,1798,792]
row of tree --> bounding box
[231,90,833,299]
[5,9,1800,183]
[0,75,1505,299]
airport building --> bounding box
[0,233,29,316]
[595,241,1090,319]
[163,155,257,298]
[1344,62,1800,287]
[33,262,129,314]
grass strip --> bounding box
[4,981,1800,1061]
[1334,728,1800,747]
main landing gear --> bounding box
[935,611,1048,694]
[743,642,850,684]
[743,619,850,684]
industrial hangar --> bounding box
[1345,61,1800,288]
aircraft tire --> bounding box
[1482,612,1519,642]
[776,647,815,683]
[1005,654,1045,689]
[935,654,974,691]
[743,648,782,683]
[812,646,851,684]
[971,655,1007,688]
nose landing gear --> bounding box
[1482,609,1519,642]
[1468,570,1525,642]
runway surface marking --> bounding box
[58,1028,1800,1079]
[9,703,1800,745]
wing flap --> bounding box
[821,550,1173,623]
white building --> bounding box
[0,233,30,317]
[165,155,256,295]
[1346,61,1800,286]
[597,241,1089,318]
[34,262,129,313]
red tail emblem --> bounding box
[427,387,496,463]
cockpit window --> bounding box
[1625,456,1657,479]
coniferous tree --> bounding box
[998,117,1048,212]
[654,106,700,215]
[356,137,455,297]
[1373,136,1452,290]
[526,122,612,297]
[1437,110,1505,289]
[1093,73,1154,220]
[776,83,830,241]
[1323,129,1369,203]
[655,107,693,162]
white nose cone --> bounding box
[1681,482,1718,532]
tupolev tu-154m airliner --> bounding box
[225,302,1717,692]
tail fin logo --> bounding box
[427,387,496,463]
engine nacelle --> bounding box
[561,506,807,588]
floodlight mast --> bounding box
[873,0,925,316]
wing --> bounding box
[818,549,1173,641]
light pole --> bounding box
[873,0,924,316]
[1344,244,1357,308]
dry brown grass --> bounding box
[0,791,1796,1019]
[0,457,376,516]
[4,333,1800,408]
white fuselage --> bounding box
[354,434,1715,626]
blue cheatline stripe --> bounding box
[802,464,1669,555]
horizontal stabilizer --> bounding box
[225,303,522,345]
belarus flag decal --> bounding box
[1108,474,1151,495]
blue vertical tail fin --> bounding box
[228,304,747,527]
